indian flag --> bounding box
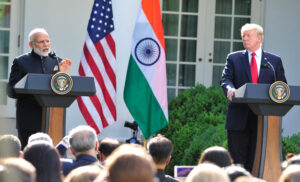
[124,0,168,139]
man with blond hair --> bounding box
[221,23,286,172]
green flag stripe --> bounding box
[124,55,168,139]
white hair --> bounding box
[28,28,49,42]
[241,23,263,37]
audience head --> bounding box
[98,138,120,162]
[68,125,98,156]
[224,165,252,182]
[23,141,62,182]
[198,146,233,167]
[0,157,36,182]
[64,165,102,182]
[0,135,22,158]
[185,163,230,182]
[147,134,173,166]
[282,154,300,170]
[104,144,156,182]
[279,164,300,182]
[28,132,53,146]
[234,176,257,182]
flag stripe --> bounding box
[77,96,100,133]
[94,41,116,89]
[80,53,116,124]
[105,33,116,57]
[142,0,165,50]
[124,55,168,138]
[83,44,116,120]
[78,0,116,133]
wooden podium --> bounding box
[233,83,300,182]
[14,73,95,145]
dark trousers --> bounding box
[18,130,39,149]
[227,110,258,173]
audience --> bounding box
[198,146,233,168]
[23,141,62,182]
[0,134,22,158]
[27,132,53,145]
[64,165,102,182]
[98,138,120,165]
[147,134,179,182]
[224,164,252,182]
[279,164,300,182]
[0,157,36,182]
[185,163,230,182]
[61,125,100,176]
[102,144,156,182]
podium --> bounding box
[14,73,96,145]
[233,83,300,182]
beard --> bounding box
[33,45,50,57]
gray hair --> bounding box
[28,132,53,146]
[68,125,97,153]
[241,23,263,38]
[28,28,48,43]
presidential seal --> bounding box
[50,72,73,95]
[269,81,290,103]
[134,37,161,66]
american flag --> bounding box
[77,0,116,134]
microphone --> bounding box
[49,51,60,72]
[262,61,276,82]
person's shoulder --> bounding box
[164,175,180,182]
[14,52,33,61]
[228,50,246,57]
[263,50,281,59]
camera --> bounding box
[124,121,138,131]
[124,121,140,144]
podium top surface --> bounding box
[233,83,300,105]
[15,73,96,96]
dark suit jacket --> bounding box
[221,50,287,131]
[61,154,100,176]
[7,50,61,131]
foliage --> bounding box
[282,132,300,158]
[160,85,228,175]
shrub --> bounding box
[161,85,228,175]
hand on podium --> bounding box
[60,58,72,73]
[227,88,236,102]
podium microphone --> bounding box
[49,51,60,72]
[262,61,276,82]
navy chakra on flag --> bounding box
[135,37,161,66]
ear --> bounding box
[29,41,33,49]
[166,156,171,165]
[95,141,99,152]
[69,147,75,156]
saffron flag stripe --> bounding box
[80,54,116,123]
[124,0,168,139]
[131,10,168,118]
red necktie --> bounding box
[250,52,258,83]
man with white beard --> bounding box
[7,28,72,149]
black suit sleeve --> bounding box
[7,58,25,98]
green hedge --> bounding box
[159,84,300,176]
[160,85,228,175]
